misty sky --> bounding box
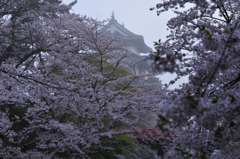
[62,0,188,88]
[62,0,175,48]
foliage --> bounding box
[0,0,166,158]
[151,0,240,158]
[90,135,136,159]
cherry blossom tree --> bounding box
[151,0,240,158]
[0,0,166,158]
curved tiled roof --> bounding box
[105,14,152,53]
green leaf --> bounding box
[211,96,219,103]
[228,94,235,103]
[214,126,224,138]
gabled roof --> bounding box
[105,13,152,53]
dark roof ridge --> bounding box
[105,12,152,53]
[107,16,141,38]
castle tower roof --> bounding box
[105,12,152,54]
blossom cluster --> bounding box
[151,0,240,158]
[0,0,166,158]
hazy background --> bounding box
[62,0,172,47]
[62,0,188,88]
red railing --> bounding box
[124,128,178,139]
